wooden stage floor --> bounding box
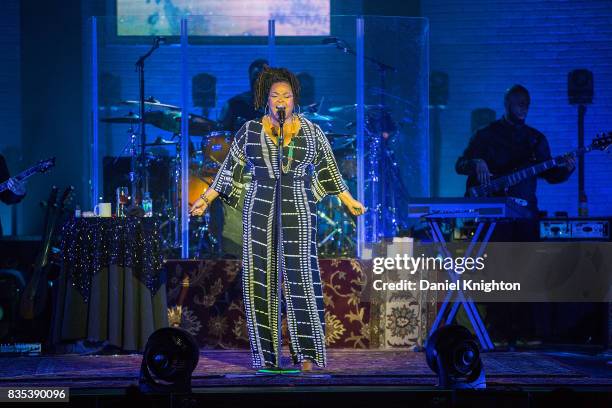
[1,349,610,390]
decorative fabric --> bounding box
[165,259,371,350]
[60,217,164,303]
[207,117,349,368]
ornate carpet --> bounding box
[164,259,438,350]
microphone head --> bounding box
[276,106,286,122]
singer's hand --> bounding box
[189,197,208,216]
[338,191,366,216]
[347,199,366,216]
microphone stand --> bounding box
[133,36,163,205]
[231,109,328,379]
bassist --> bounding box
[454,85,576,349]
[455,84,575,218]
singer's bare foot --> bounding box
[301,360,313,371]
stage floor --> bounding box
[1,349,610,390]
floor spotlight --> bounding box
[139,327,199,393]
[425,324,486,389]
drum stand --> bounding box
[317,197,356,256]
[379,139,411,234]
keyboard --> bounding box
[406,197,532,219]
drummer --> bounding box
[208,59,267,258]
[219,59,268,132]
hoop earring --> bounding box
[295,104,301,115]
[264,103,271,117]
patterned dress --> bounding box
[210,116,348,368]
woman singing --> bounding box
[190,66,365,370]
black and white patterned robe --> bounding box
[210,116,348,368]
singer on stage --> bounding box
[190,66,365,369]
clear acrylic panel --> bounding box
[87,15,428,260]
[186,16,272,259]
[362,16,430,245]
[274,16,429,257]
[274,15,359,258]
[87,16,185,254]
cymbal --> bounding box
[100,112,140,124]
[188,114,217,135]
[325,132,354,139]
[329,135,356,151]
[328,104,389,114]
[301,112,336,123]
[144,137,178,147]
[142,110,217,136]
[102,105,217,136]
[120,99,181,111]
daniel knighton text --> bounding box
[371,254,521,294]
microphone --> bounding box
[276,106,286,124]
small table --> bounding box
[51,217,168,352]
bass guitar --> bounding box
[468,133,612,198]
[0,158,55,194]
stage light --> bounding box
[139,327,199,393]
[425,324,486,389]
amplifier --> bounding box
[539,218,610,240]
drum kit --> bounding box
[100,98,400,257]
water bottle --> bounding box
[143,192,153,217]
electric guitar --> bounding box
[468,133,612,198]
[0,158,55,194]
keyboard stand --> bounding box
[426,218,496,351]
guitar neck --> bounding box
[490,146,588,192]
[0,166,40,193]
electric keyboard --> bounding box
[407,197,532,219]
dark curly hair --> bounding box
[253,66,301,110]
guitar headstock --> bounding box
[36,157,56,173]
[591,133,612,151]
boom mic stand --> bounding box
[133,36,164,204]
